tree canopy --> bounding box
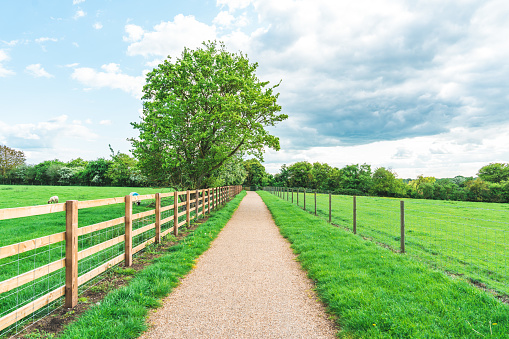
[131,41,287,188]
[0,145,25,177]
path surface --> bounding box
[141,191,336,339]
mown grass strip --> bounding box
[258,191,509,338]
[57,191,246,339]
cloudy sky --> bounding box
[1,0,508,179]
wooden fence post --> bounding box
[297,188,299,206]
[353,196,357,234]
[65,200,78,308]
[186,190,191,226]
[304,189,306,211]
[329,192,332,223]
[208,188,211,214]
[400,201,405,253]
[155,193,161,244]
[314,190,317,215]
[202,189,206,218]
[125,195,133,267]
[292,188,294,203]
[196,188,199,216]
[174,191,178,236]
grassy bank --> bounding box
[258,191,509,338]
[279,190,509,295]
[57,190,246,338]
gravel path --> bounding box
[140,191,337,339]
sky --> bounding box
[1,0,508,179]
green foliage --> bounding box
[208,155,247,187]
[478,163,509,183]
[243,158,268,186]
[339,163,373,193]
[131,41,287,188]
[287,161,313,187]
[0,145,25,177]
[259,191,509,338]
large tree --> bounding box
[131,41,287,188]
[0,145,26,177]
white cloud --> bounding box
[0,49,15,77]
[64,63,79,68]
[217,0,251,12]
[99,120,112,125]
[213,11,235,26]
[72,42,79,48]
[35,37,58,43]
[73,10,86,20]
[125,14,217,57]
[1,40,19,46]
[93,22,103,30]
[71,64,146,98]
[0,115,97,151]
[25,64,54,78]
[73,0,85,4]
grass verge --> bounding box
[54,191,246,339]
[258,191,509,338]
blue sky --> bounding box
[1,0,508,179]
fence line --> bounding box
[265,186,509,295]
[0,185,242,336]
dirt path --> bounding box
[140,191,336,339]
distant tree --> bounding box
[465,178,490,201]
[478,163,509,183]
[371,167,398,196]
[409,175,436,196]
[339,164,373,193]
[287,161,313,188]
[243,158,268,187]
[0,145,25,177]
[213,156,247,186]
[83,159,112,186]
[131,41,287,188]
[273,164,289,187]
[106,146,138,186]
[310,162,332,190]
[67,157,88,168]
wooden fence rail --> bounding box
[0,185,242,333]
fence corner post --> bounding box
[125,195,133,267]
[353,195,357,234]
[155,193,161,244]
[400,200,405,253]
[174,191,179,236]
[65,200,78,308]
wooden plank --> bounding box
[161,226,175,238]
[0,285,65,332]
[135,193,155,201]
[132,223,155,237]
[0,203,66,221]
[177,200,187,207]
[155,193,161,244]
[132,209,155,220]
[160,192,173,198]
[178,219,186,228]
[65,200,78,308]
[177,210,187,218]
[0,232,65,260]
[77,217,124,237]
[0,258,65,294]
[160,216,173,225]
[125,195,132,267]
[160,204,174,213]
[133,237,155,255]
[77,253,124,287]
[77,197,124,210]
[77,234,125,261]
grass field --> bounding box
[259,191,509,338]
[0,184,207,336]
[276,189,509,295]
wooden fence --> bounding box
[0,185,242,333]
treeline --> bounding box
[243,160,509,203]
[0,146,147,187]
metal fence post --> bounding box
[125,195,133,267]
[65,200,78,308]
[155,193,161,244]
[353,195,357,234]
[401,201,405,253]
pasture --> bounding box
[283,189,509,295]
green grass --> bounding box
[259,191,509,338]
[57,190,246,339]
[280,189,509,295]
[0,185,212,336]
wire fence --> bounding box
[266,187,509,295]
[0,185,240,338]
